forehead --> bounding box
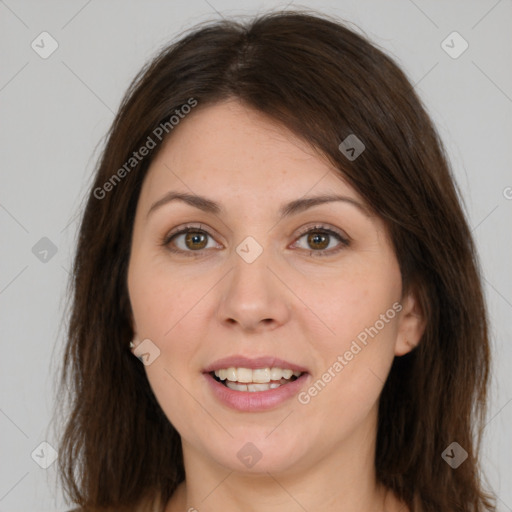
[140,99,360,207]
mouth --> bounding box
[202,356,310,411]
[209,367,304,392]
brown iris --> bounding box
[185,231,208,250]
[307,232,329,250]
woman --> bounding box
[57,10,495,512]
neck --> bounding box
[173,465,387,512]
[166,406,397,512]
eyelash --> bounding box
[161,223,350,258]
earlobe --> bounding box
[128,310,139,353]
[394,288,426,357]
[129,335,141,353]
[395,338,418,356]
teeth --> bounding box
[237,367,253,383]
[247,383,271,392]
[225,381,290,392]
[270,367,282,380]
[282,369,293,379]
[252,368,270,383]
[226,367,237,381]
[226,382,249,391]
[214,367,302,383]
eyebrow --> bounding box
[146,191,370,219]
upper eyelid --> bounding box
[165,222,349,246]
[294,223,349,240]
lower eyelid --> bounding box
[166,231,220,252]
[293,231,348,254]
[163,226,349,255]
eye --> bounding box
[161,223,350,257]
[292,225,349,257]
[162,224,220,256]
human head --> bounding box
[57,10,494,512]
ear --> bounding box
[128,311,142,353]
[129,336,144,356]
[394,286,426,356]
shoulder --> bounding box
[66,508,107,512]
[64,492,168,512]
[65,502,162,512]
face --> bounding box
[127,99,422,476]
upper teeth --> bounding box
[214,367,302,383]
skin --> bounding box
[127,99,425,512]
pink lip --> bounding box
[203,355,309,373]
[203,372,310,412]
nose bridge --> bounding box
[217,236,290,330]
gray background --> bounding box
[0,0,511,510]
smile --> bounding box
[203,356,310,411]
[211,367,303,392]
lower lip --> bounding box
[203,372,309,412]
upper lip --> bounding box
[203,355,309,374]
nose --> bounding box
[216,244,291,332]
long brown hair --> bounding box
[54,10,495,512]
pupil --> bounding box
[309,232,328,250]
[186,231,207,250]
[185,231,330,251]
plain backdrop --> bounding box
[0,1,511,510]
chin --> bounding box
[201,434,311,475]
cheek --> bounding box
[130,273,206,435]
[128,254,199,337]
[128,259,213,381]
[296,261,401,406]
[130,285,204,379]
[300,317,399,441]
[292,258,401,347]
